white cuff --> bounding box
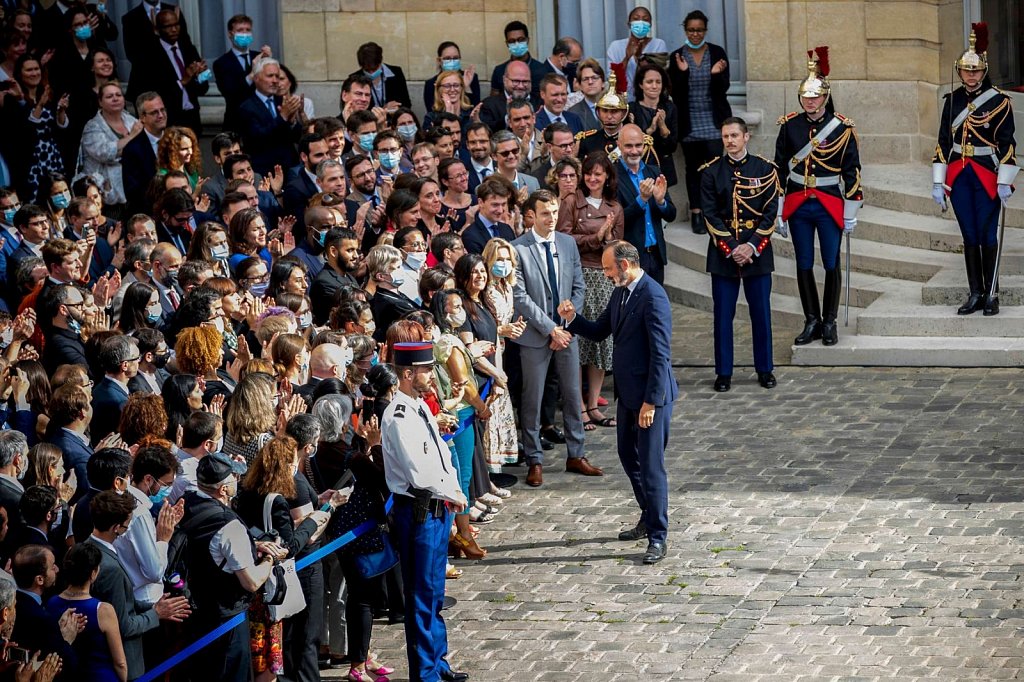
[843,199,863,220]
[997,164,1020,186]
[932,162,947,185]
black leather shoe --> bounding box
[540,436,554,451]
[618,522,647,541]
[820,321,838,346]
[758,372,777,389]
[541,426,566,444]
[440,669,469,682]
[983,295,1000,316]
[713,375,731,392]
[691,211,707,234]
[643,541,667,564]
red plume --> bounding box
[815,46,830,77]
[972,22,988,54]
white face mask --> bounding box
[447,309,467,328]
[0,327,13,349]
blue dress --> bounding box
[46,595,120,682]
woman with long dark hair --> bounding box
[116,281,160,335]
[161,374,201,443]
[12,54,67,203]
[629,62,679,187]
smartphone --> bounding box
[81,222,93,239]
[361,398,375,424]
[6,647,30,664]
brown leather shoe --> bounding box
[526,464,543,487]
[565,457,604,476]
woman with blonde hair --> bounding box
[424,69,474,130]
[223,373,278,465]
[156,126,202,190]
[270,333,309,389]
[186,221,231,277]
[480,238,525,477]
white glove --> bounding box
[931,183,945,207]
[843,217,856,233]
[997,184,1012,206]
[775,216,789,239]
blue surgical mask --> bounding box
[388,269,405,287]
[250,282,269,297]
[51,191,71,210]
[379,151,401,170]
[397,124,418,142]
[685,38,706,50]
[491,260,512,278]
[149,485,172,507]
[2,207,17,223]
[364,67,383,80]
[441,58,461,72]
[405,251,426,270]
[97,3,106,13]
[630,21,651,39]
[146,307,161,324]
[508,41,529,58]
[358,132,376,152]
[369,352,379,367]
[211,244,230,260]
[298,311,312,329]
[232,32,254,50]
[313,228,328,247]
[196,69,213,84]
[67,318,82,336]
[74,25,93,41]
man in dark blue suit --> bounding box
[48,383,95,505]
[615,124,677,285]
[237,58,303,176]
[282,133,328,228]
[464,122,495,197]
[212,14,268,131]
[461,177,516,255]
[121,0,190,67]
[10,545,80,668]
[533,73,585,135]
[65,197,115,284]
[122,92,168,214]
[560,240,677,564]
[90,335,140,446]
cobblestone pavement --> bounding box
[324,304,1024,681]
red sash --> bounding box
[782,191,843,230]
[944,159,998,200]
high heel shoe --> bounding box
[365,658,395,676]
[450,532,486,559]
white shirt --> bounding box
[160,39,194,110]
[381,390,464,504]
[135,369,160,394]
[146,129,161,156]
[470,159,494,178]
[542,106,565,124]
[532,228,559,282]
[114,484,168,604]
[171,453,200,503]
[196,491,256,573]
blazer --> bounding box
[423,71,481,111]
[86,536,158,681]
[555,190,625,269]
[478,94,509,133]
[121,1,190,66]
[615,160,678,266]
[128,368,170,394]
[49,428,93,504]
[213,48,260,131]
[461,217,515,255]
[310,265,359,327]
[667,43,733,140]
[11,591,79,671]
[282,169,320,224]
[121,131,158,213]
[567,273,678,410]
[568,99,600,132]
[237,93,302,175]
[369,288,418,343]
[90,376,130,445]
[41,326,88,377]
[127,37,208,128]
[348,65,412,110]
[510,230,585,348]
[79,110,140,206]
[534,108,585,135]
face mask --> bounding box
[358,132,377,152]
[210,437,224,454]
[196,69,213,84]
[149,484,172,507]
[250,281,269,297]
[0,327,12,349]
[369,352,379,367]
[2,208,17,224]
[232,32,254,50]
[397,124,418,142]
[153,352,169,369]
[447,309,467,328]
[363,321,376,336]
[508,40,529,58]
[97,3,106,13]
[491,260,512,278]
[379,151,401,170]
[405,251,426,270]
[685,38,706,50]
[342,346,354,367]
[211,244,230,260]
[162,268,179,288]
[146,307,161,324]
[226,479,238,500]
[15,457,26,480]
[341,429,355,446]
[365,67,383,80]
[630,21,651,39]
[431,325,441,342]
[67,318,82,336]
[313,228,328,247]
[441,58,461,72]
[51,191,71,210]
[388,269,405,287]
[298,311,312,329]
[74,25,93,41]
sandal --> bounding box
[366,658,395,676]
[489,486,512,499]
[585,407,616,428]
[468,507,495,524]
[478,492,503,506]
[581,413,597,432]
[446,563,464,579]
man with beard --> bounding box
[480,60,533,133]
[291,206,339,279]
[578,76,630,159]
[310,227,362,326]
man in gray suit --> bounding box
[512,190,604,487]
[86,491,191,681]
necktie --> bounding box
[480,167,491,179]
[543,241,558,318]
[243,52,250,71]
[170,45,186,78]
[554,116,563,124]
[417,406,449,472]
[265,97,277,119]
[619,286,631,312]
[167,289,180,310]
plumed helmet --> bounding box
[596,75,629,111]
[955,23,988,74]
[798,46,831,99]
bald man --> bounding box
[481,60,534,133]
[615,124,676,284]
[296,343,351,401]
[291,206,340,279]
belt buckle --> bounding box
[805,176,817,188]
[745,220,754,229]
[964,143,974,157]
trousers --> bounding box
[615,399,672,544]
[711,273,773,376]
[789,199,842,270]
[949,164,1001,247]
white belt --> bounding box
[952,142,995,158]
[788,170,840,188]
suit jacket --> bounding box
[41,327,88,377]
[465,160,495,196]
[568,99,600,132]
[347,65,412,109]
[568,273,678,410]
[534,108,585,135]
[213,48,260,131]
[310,265,359,326]
[237,93,302,175]
[369,288,417,343]
[122,1,190,66]
[12,591,79,671]
[616,160,677,266]
[128,37,208,128]
[461,217,515,255]
[86,536,158,681]
[121,131,158,213]
[49,428,93,505]
[479,95,509,133]
[91,376,130,445]
[0,476,22,527]
[510,230,585,348]
[128,368,170,394]
[282,169,320,224]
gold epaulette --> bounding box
[835,113,855,127]
[777,112,798,125]
[575,129,597,141]
[697,155,721,172]
[755,154,778,169]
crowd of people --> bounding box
[0,3,722,681]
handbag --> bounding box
[261,494,307,621]
[352,527,399,579]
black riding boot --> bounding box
[820,267,842,346]
[691,210,707,234]
[957,246,985,315]
[982,244,1000,316]
[794,269,822,345]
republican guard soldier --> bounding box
[932,23,1017,317]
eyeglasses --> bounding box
[440,83,462,91]
[553,142,575,151]
[497,148,519,158]
[83,379,95,388]
[125,355,141,363]
[580,76,601,84]
[507,78,530,86]
[377,147,402,154]
[448,171,469,180]
[685,28,707,34]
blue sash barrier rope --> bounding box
[139,380,494,681]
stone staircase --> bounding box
[662,163,1024,367]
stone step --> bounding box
[860,163,1024,229]
[665,226,891,308]
[855,299,1024,337]
[920,268,1024,306]
[791,334,1024,367]
[771,234,954,282]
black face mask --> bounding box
[152,352,170,369]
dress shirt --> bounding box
[471,159,494,178]
[542,107,566,124]
[114,484,168,604]
[532,228,559,281]
[479,214,500,239]
[135,370,160,394]
[381,390,464,504]
[145,129,161,156]
[620,159,667,248]
[160,39,194,111]
[2,224,20,245]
